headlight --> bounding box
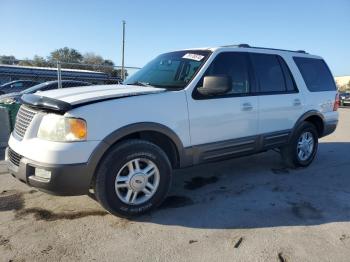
[38,114,87,142]
[0,97,16,104]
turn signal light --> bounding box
[68,118,87,140]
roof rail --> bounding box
[221,44,308,54]
[238,44,250,48]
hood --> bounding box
[37,84,166,105]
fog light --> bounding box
[35,168,51,180]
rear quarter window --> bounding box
[293,57,336,92]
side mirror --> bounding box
[197,75,231,96]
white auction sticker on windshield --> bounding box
[182,53,205,61]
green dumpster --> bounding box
[0,102,21,130]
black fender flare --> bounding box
[102,122,185,153]
[290,110,325,139]
[87,122,190,181]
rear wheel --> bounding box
[94,139,172,217]
[281,122,318,168]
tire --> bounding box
[281,122,318,168]
[94,139,172,217]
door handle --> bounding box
[293,99,301,106]
[242,102,253,111]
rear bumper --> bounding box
[322,119,338,137]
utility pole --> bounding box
[57,61,62,88]
[121,20,126,81]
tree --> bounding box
[102,59,114,66]
[48,47,83,64]
[81,53,120,77]
[18,59,33,66]
[17,56,50,67]
[0,55,17,65]
[32,55,50,67]
[82,52,105,65]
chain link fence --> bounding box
[0,59,140,89]
[0,59,140,145]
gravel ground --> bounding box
[1,108,350,262]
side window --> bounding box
[199,52,251,95]
[293,57,336,92]
[277,57,297,92]
[251,53,286,93]
[12,82,23,88]
[24,82,35,87]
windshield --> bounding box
[124,50,211,89]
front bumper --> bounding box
[6,142,108,196]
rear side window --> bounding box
[251,53,289,93]
[293,57,336,92]
[12,82,23,88]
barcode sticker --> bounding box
[182,53,205,61]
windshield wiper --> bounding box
[125,81,152,87]
[151,84,182,90]
[125,81,181,90]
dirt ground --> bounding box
[1,108,350,262]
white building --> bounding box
[335,76,350,88]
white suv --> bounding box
[6,44,339,217]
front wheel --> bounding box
[281,122,318,168]
[94,139,172,217]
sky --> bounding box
[0,0,349,76]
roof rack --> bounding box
[222,44,307,54]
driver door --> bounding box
[186,52,258,162]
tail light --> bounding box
[333,93,340,111]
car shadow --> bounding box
[136,142,350,229]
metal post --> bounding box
[121,20,126,81]
[57,61,62,88]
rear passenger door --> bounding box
[250,53,303,135]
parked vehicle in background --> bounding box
[0,80,40,94]
[339,92,350,106]
[6,44,339,217]
[0,80,92,130]
[0,80,92,104]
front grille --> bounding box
[14,105,37,139]
[8,147,22,167]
